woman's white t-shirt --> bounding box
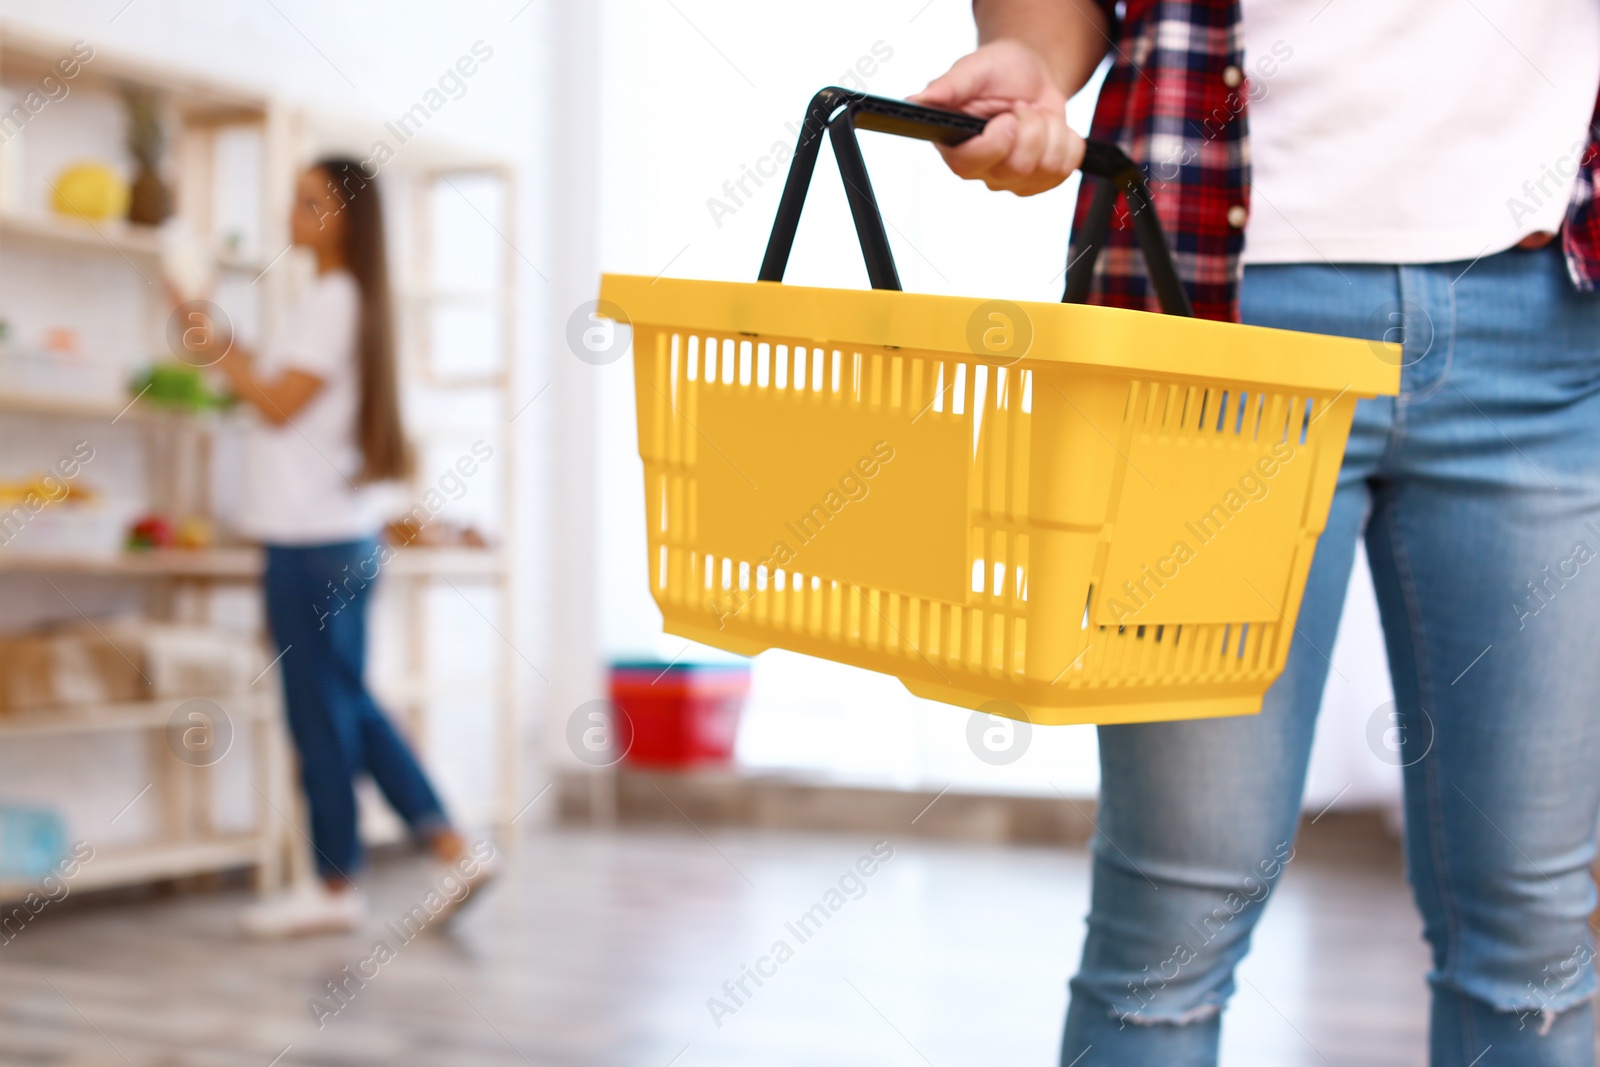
[1240,0,1600,264]
[237,270,385,545]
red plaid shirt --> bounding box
[1073,0,1600,322]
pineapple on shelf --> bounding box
[123,86,171,227]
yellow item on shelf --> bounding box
[50,161,129,221]
[0,475,90,507]
[174,515,215,549]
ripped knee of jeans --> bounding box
[1512,1004,1582,1038]
[1472,980,1593,1038]
[1114,1001,1223,1030]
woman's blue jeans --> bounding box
[264,539,449,880]
[1062,246,1600,1066]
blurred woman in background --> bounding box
[188,158,492,937]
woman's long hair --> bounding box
[316,156,410,483]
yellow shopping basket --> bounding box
[598,88,1398,726]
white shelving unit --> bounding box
[0,25,523,899]
[0,27,297,900]
[0,691,290,900]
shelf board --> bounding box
[0,693,278,737]
[0,215,274,276]
[0,837,267,902]
[0,548,260,578]
[374,546,510,577]
[215,248,276,275]
[1,30,272,116]
[0,212,164,261]
[0,390,130,420]
[0,546,505,579]
[0,391,238,424]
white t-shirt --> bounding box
[1240,0,1600,264]
[237,270,385,545]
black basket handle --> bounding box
[758,87,1194,318]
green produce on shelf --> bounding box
[127,362,235,412]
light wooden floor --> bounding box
[0,824,1439,1066]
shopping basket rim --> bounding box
[598,273,1400,398]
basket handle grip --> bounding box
[758,87,1194,318]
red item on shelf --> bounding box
[126,514,174,550]
[608,662,750,769]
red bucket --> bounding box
[608,661,751,769]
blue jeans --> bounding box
[264,539,449,880]
[1062,247,1600,1066]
